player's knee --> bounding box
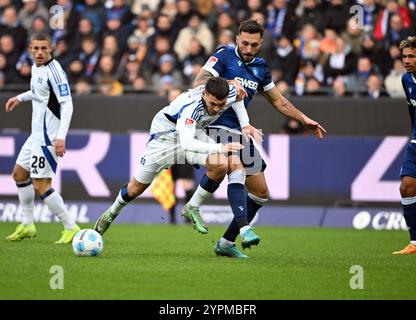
[12,167,29,183]
[250,187,269,200]
[400,182,416,197]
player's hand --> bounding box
[54,139,66,157]
[242,125,263,144]
[5,96,20,112]
[222,142,244,153]
[228,80,247,101]
[303,117,327,139]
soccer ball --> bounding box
[72,229,104,257]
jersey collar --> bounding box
[234,46,256,65]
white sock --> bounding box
[189,185,212,207]
[411,241,416,245]
[239,225,251,235]
[17,180,35,226]
[219,237,234,247]
[42,190,77,230]
[110,192,128,216]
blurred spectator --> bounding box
[205,0,235,30]
[12,58,31,84]
[270,35,299,86]
[53,37,74,70]
[276,80,290,97]
[68,59,85,83]
[0,6,27,53]
[332,76,349,97]
[78,35,101,80]
[132,15,155,46]
[294,59,322,96]
[104,12,132,53]
[172,0,194,30]
[374,0,411,41]
[102,34,122,61]
[76,0,106,35]
[72,18,96,53]
[106,0,134,25]
[359,0,380,33]
[323,37,356,85]
[294,23,321,62]
[216,29,235,48]
[250,10,274,60]
[214,12,237,38]
[182,38,207,84]
[75,78,92,95]
[147,14,177,50]
[28,15,49,38]
[151,53,183,89]
[366,74,386,99]
[132,75,148,91]
[345,56,380,96]
[142,34,177,79]
[0,51,16,83]
[159,0,178,21]
[131,0,160,17]
[17,0,48,32]
[296,0,324,33]
[319,28,337,55]
[382,14,411,50]
[0,34,19,73]
[323,0,350,34]
[93,55,118,84]
[98,75,124,96]
[384,59,406,98]
[174,12,214,62]
[341,18,365,57]
[266,0,298,40]
[120,52,141,85]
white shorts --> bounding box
[135,131,216,184]
[16,135,58,178]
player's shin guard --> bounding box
[227,170,248,228]
[223,193,268,242]
[16,179,35,226]
[189,175,220,207]
[401,197,416,242]
[41,188,77,230]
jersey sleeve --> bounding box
[176,102,222,154]
[47,60,72,103]
[201,48,227,77]
[259,64,275,92]
[225,84,237,105]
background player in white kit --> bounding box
[94,77,263,248]
[5,33,80,243]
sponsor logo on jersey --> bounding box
[58,84,69,97]
[185,118,195,125]
[235,77,258,90]
[205,56,218,68]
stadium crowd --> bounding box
[0,0,414,97]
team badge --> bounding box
[58,84,69,97]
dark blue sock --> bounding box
[223,195,263,242]
[120,184,135,202]
[200,174,220,193]
[402,202,416,241]
[227,183,248,229]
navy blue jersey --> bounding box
[402,72,416,137]
[202,46,275,132]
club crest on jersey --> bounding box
[205,56,218,68]
[58,84,69,97]
[185,118,195,125]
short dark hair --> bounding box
[30,33,51,43]
[205,77,229,100]
[400,36,416,51]
[238,20,264,38]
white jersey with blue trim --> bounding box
[149,84,245,154]
[17,59,73,146]
[150,84,238,134]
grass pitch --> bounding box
[0,222,415,300]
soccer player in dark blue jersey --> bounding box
[182,20,327,258]
[393,36,416,255]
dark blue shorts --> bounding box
[401,141,416,178]
[205,127,267,176]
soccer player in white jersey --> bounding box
[5,33,80,243]
[94,77,263,249]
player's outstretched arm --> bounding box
[261,86,327,139]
